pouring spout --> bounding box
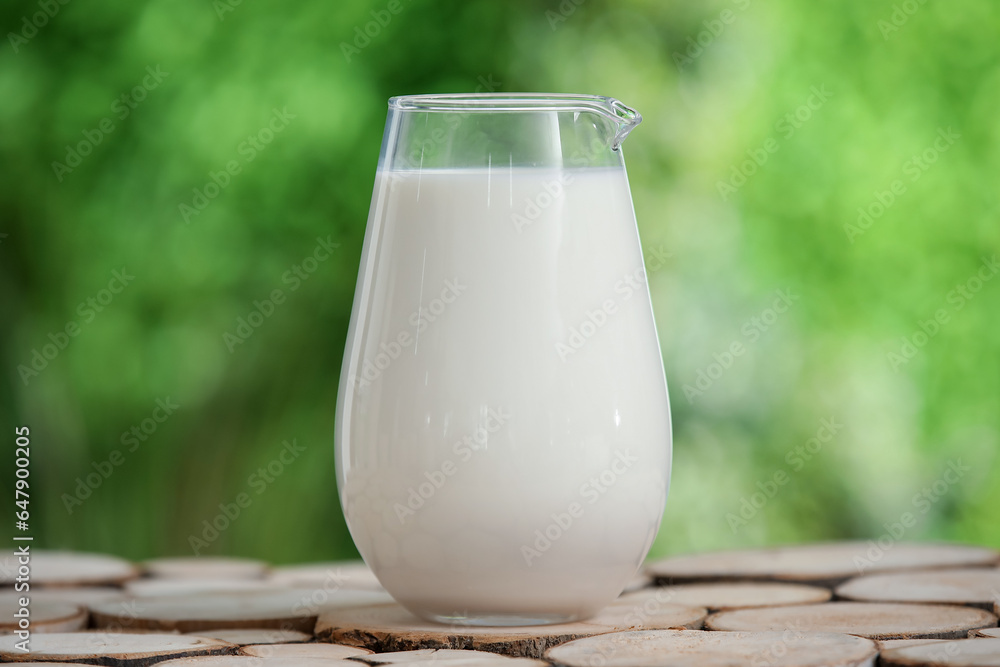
[608,99,642,151]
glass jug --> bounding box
[336,93,671,626]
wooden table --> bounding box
[0,543,997,667]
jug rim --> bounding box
[388,93,642,151]
[389,93,635,117]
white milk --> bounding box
[337,166,671,624]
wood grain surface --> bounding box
[836,568,1000,610]
[0,588,125,608]
[0,551,138,587]
[266,563,384,592]
[90,589,393,633]
[239,644,372,659]
[142,558,268,581]
[0,599,87,633]
[544,629,878,667]
[155,657,357,667]
[125,581,278,598]
[972,628,1000,638]
[183,630,311,646]
[647,542,999,586]
[880,637,1000,666]
[348,648,549,667]
[705,601,997,639]
[348,648,548,665]
[0,632,234,666]
[617,582,831,612]
[315,602,707,657]
[8,543,997,666]
[89,591,320,633]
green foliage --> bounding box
[0,0,997,562]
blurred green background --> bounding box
[1,0,998,564]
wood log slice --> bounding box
[315,602,706,657]
[0,552,138,587]
[142,559,268,581]
[972,629,1000,638]
[617,582,831,612]
[184,631,311,646]
[880,637,1000,666]
[705,602,996,640]
[620,574,652,596]
[348,648,545,664]
[646,543,999,587]
[0,589,127,608]
[90,591,316,633]
[125,581,278,598]
[543,629,878,667]
[0,632,234,666]
[0,599,87,633]
[91,589,392,633]
[836,568,1000,610]
[266,563,384,592]
[586,599,708,630]
[156,658,357,667]
[239,644,371,659]
[877,639,950,651]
